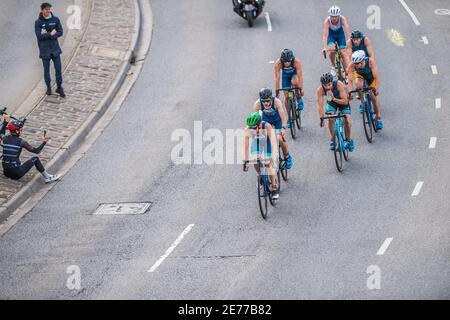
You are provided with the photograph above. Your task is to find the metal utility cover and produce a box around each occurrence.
[93,203,151,215]
[90,46,126,60]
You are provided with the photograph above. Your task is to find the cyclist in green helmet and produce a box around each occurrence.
[243,112,279,199]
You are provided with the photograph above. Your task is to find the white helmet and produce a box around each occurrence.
[352,50,366,64]
[328,6,341,17]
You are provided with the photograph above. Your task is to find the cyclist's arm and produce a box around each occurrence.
[341,16,351,41]
[22,139,46,154]
[317,87,325,118]
[274,60,281,93]
[242,128,250,162]
[347,64,355,91]
[370,58,380,93]
[335,82,349,105]
[275,98,287,129]
[365,37,375,60]
[322,19,329,49]
[346,38,352,51]
[253,100,261,113]
[295,59,304,91]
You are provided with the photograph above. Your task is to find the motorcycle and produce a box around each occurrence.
[232,0,265,28]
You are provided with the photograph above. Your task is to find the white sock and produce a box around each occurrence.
[42,171,51,179]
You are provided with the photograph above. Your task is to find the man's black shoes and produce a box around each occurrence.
[56,87,66,98]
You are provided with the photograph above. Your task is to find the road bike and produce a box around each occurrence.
[349,83,378,143]
[324,41,347,84]
[276,87,303,139]
[321,109,350,172]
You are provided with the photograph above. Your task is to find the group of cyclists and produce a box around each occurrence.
[243,5,383,200]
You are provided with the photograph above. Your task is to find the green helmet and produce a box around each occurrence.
[246,112,261,127]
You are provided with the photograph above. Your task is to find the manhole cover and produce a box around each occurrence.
[90,46,125,60]
[93,202,152,215]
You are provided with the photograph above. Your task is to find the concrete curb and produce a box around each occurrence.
[0,0,142,223]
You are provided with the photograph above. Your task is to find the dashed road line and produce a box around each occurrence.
[420,36,429,45]
[377,238,393,255]
[411,181,424,196]
[264,12,272,32]
[429,137,437,149]
[398,0,421,26]
[431,65,438,75]
[148,224,195,273]
[435,98,441,109]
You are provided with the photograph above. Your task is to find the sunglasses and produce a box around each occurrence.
[261,99,272,103]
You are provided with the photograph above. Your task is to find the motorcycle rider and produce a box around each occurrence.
[232,0,265,17]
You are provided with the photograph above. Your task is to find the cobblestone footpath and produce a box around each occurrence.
[0,0,137,208]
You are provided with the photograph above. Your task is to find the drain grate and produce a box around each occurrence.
[93,202,152,215]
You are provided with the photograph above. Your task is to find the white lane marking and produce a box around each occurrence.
[148,224,195,273]
[264,12,272,32]
[429,137,437,149]
[398,0,421,26]
[377,238,394,255]
[435,98,441,109]
[411,181,424,196]
[431,65,438,75]
[269,60,275,64]
[420,36,429,45]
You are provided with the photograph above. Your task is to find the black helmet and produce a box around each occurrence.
[320,72,334,85]
[259,87,272,100]
[280,49,294,63]
[351,30,363,39]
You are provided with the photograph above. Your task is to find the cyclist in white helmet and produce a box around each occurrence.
[322,6,351,79]
[347,50,383,130]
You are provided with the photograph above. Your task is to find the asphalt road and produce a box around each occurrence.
[0,0,73,110]
[0,0,449,299]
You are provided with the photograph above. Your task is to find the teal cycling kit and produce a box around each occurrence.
[260,97,282,130]
[324,80,351,114]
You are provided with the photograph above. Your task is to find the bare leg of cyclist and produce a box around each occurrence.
[279,135,289,158]
[284,94,290,124]
[355,78,364,104]
[344,116,352,140]
[371,94,381,120]
[328,118,335,139]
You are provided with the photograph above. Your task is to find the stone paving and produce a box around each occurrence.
[0,0,136,206]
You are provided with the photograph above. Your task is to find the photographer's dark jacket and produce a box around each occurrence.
[34,12,63,59]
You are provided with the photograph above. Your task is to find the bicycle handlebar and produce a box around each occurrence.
[276,87,303,95]
[321,114,346,120]
[323,41,340,59]
[348,88,376,95]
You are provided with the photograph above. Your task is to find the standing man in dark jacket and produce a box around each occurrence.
[34,2,65,97]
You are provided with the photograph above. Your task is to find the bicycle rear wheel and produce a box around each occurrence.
[289,98,297,139]
[295,100,302,129]
[257,174,268,219]
[362,101,373,143]
[367,97,378,133]
[333,131,344,172]
[279,144,288,181]
[342,118,350,161]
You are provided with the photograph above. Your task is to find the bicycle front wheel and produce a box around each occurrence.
[295,102,302,129]
[333,130,344,172]
[289,98,297,139]
[342,118,350,161]
[362,101,373,143]
[279,144,288,181]
[258,174,268,219]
